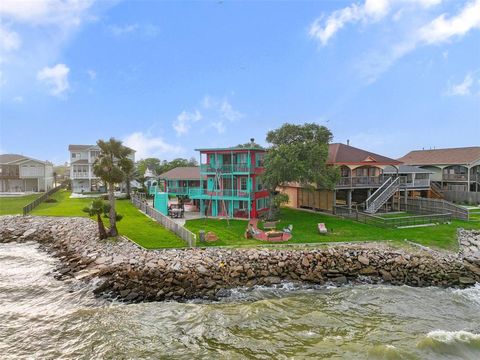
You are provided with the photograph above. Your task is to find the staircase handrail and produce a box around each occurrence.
[365,177,392,209]
[365,177,400,213]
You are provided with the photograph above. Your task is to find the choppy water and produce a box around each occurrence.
[1,242,480,360]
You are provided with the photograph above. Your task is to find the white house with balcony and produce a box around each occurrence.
[69,145,101,193]
[0,154,54,193]
[69,144,135,193]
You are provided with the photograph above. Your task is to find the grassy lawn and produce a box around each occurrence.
[30,190,185,249]
[0,194,41,215]
[186,207,480,251]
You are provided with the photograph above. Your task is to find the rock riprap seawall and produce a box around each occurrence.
[1,215,480,302]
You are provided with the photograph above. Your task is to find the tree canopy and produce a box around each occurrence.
[262,123,339,218]
[136,157,198,178]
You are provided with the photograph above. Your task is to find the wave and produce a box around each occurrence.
[453,283,480,306]
[417,330,480,359]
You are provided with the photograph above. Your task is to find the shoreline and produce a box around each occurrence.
[1,215,479,303]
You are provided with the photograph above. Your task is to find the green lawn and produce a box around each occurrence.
[30,190,185,249]
[186,207,480,251]
[0,194,41,215]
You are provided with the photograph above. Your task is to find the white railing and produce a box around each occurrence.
[131,195,196,247]
[365,177,400,214]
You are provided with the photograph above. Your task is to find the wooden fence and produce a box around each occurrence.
[131,195,196,248]
[23,182,67,215]
[397,197,469,221]
[333,205,452,228]
[442,190,480,205]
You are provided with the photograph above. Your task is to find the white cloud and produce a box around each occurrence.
[172,110,203,136]
[447,72,475,96]
[309,0,447,46]
[0,0,96,27]
[314,0,479,83]
[107,23,160,37]
[86,69,96,80]
[123,132,183,160]
[0,25,21,52]
[108,24,139,36]
[419,0,480,43]
[12,96,24,103]
[37,63,70,97]
[172,96,243,136]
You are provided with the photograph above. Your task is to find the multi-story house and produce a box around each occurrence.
[195,145,269,218]
[279,143,432,213]
[69,144,135,193]
[0,154,54,193]
[154,143,269,219]
[399,147,480,192]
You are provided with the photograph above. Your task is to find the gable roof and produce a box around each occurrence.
[327,143,401,165]
[159,167,200,180]
[0,154,27,164]
[68,145,97,151]
[398,147,480,166]
[0,154,50,165]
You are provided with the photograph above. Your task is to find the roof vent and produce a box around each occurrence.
[347,139,350,146]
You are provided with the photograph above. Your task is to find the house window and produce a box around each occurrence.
[238,201,247,210]
[340,167,349,177]
[256,153,265,167]
[256,197,269,210]
[240,177,247,191]
[256,178,264,191]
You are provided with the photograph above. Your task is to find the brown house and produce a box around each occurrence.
[279,143,431,213]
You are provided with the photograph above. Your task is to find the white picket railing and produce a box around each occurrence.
[131,195,196,247]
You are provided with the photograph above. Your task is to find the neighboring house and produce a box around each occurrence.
[155,144,269,219]
[69,144,135,193]
[399,147,480,192]
[159,166,200,196]
[279,143,432,213]
[0,154,54,193]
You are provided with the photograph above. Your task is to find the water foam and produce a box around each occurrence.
[453,283,480,306]
[424,330,480,344]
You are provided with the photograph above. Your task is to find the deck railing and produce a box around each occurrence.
[131,195,196,247]
[201,163,251,173]
[23,182,67,215]
[334,205,452,228]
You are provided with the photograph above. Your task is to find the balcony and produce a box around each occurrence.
[401,179,430,188]
[200,163,251,174]
[72,172,90,179]
[443,173,468,181]
[336,176,382,188]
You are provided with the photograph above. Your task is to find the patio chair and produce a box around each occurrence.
[318,223,328,235]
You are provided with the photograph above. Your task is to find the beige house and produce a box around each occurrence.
[399,147,480,192]
[0,154,54,193]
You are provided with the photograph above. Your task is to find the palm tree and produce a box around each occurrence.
[93,138,134,237]
[83,199,108,239]
[120,157,135,199]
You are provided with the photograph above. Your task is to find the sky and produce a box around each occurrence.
[0,0,479,165]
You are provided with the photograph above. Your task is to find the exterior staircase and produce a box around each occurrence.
[429,181,444,199]
[364,177,400,214]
